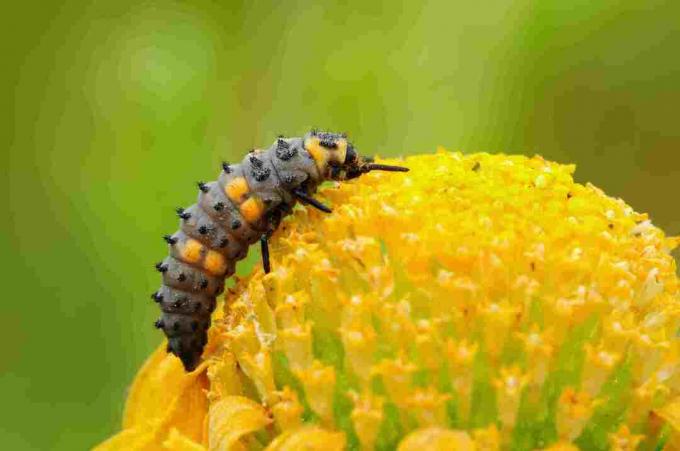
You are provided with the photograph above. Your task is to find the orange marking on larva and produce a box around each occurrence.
[181,239,203,264]
[204,250,227,276]
[225,177,249,203]
[240,196,265,223]
[334,138,348,164]
[304,137,329,172]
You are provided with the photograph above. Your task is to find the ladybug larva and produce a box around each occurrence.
[151,130,409,371]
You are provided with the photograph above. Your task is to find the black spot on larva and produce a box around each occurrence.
[275,139,297,160]
[319,139,338,149]
[249,155,263,168]
[155,262,168,273]
[219,238,229,248]
[151,292,163,302]
[163,234,177,245]
[178,273,186,282]
[166,343,172,353]
[213,202,224,211]
[176,207,191,220]
[198,225,209,235]
[231,219,241,230]
[252,166,271,182]
[472,162,481,172]
[154,319,164,329]
[199,279,208,289]
[608,223,614,229]
[567,192,573,199]
[197,181,209,193]
[222,161,232,173]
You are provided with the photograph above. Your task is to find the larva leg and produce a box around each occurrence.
[292,188,332,213]
[260,234,271,274]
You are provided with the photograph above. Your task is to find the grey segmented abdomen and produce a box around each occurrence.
[151,136,321,371]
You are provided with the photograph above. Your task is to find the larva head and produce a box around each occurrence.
[303,130,408,181]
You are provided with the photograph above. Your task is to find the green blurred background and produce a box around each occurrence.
[3,1,679,449]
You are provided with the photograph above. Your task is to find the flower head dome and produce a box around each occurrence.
[98,150,680,450]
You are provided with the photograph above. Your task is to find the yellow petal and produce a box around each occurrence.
[208,396,272,451]
[264,426,346,451]
[397,427,474,451]
[93,426,159,451]
[163,428,207,451]
[123,342,209,445]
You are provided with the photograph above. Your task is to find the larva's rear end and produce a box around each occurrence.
[151,162,264,371]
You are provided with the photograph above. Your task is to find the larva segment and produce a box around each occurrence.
[238,154,280,227]
[159,256,225,296]
[157,311,208,337]
[216,171,264,245]
[183,206,253,261]
[196,183,255,256]
[169,231,242,277]
[157,286,216,317]
[170,225,235,279]
[269,137,321,188]
[243,152,285,202]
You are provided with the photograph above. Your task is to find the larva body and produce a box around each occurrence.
[151,131,408,371]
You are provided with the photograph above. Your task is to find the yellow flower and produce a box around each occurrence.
[98,150,680,450]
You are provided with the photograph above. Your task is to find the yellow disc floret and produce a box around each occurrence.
[98,150,680,450]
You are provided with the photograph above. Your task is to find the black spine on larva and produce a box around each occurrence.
[152,133,329,371]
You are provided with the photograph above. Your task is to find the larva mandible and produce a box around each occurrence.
[151,130,408,371]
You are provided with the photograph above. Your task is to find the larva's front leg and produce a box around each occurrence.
[292,188,332,213]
